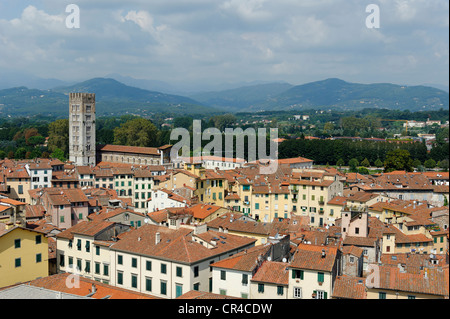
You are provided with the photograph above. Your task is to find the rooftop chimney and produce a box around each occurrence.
[321,249,326,258]
[155,232,161,245]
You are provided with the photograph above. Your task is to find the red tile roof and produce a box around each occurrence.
[28,273,160,299]
[290,244,339,272]
[251,261,289,285]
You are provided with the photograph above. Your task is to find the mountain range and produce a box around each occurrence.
[0,77,448,118]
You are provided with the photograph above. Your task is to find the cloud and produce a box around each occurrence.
[0,0,447,88]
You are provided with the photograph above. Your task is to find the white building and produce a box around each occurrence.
[25,161,52,189]
[147,188,191,213]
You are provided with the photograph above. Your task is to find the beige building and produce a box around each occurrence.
[56,220,132,285]
[366,265,448,299]
[249,261,289,299]
[69,93,96,166]
[287,244,341,299]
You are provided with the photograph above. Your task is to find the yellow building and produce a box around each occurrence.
[195,170,227,207]
[0,224,49,288]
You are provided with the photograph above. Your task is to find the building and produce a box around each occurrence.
[365,264,449,299]
[69,93,96,166]
[287,244,341,299]
[0,224,49,288]
[56,220,132,285]
[109,224,256,298]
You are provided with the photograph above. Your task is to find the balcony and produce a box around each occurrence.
[292,198,298,203]
[318,200,325,206]
[319,209,324,215]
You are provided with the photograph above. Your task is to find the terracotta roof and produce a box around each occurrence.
[28,273,160,299]
[56,220,115,240]
[0,198,27,206]
[110,224,256,264]
[372,265,449,297]
[277,157,314,165]
[211,244,271,271]
[188,203,223,220]
[97,144,160,156]
[207,212,273,235]
[290,244,339,272]
[250,261,289,285]
[25,205,46,219]
[332,276,367,299]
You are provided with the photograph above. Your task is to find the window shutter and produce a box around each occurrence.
[300,270,304,280]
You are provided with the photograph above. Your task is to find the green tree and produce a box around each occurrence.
[412,159,422,168]
[14,147,27,159]
[336,158,345,168]
[361,158,370,167]
[47,119,69,156]
[113,118,159,147]
[374,158,383,168]
[348,158,359,172]
[50,148,66,162]
[424,158,437,169]
[384,149,413,173]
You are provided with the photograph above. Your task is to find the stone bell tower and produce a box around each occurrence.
[69,93,96,166]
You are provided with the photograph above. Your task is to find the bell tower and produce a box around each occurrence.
[69,93,96,166]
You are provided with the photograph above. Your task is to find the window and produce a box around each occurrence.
[293,287,302,298]
[77,239,82,251]
[355,227,360,235]
[176,266,183,277]
[258,283,264,293]
[220,270,226,280]
[161,263,167,274]
[242,274,248,286]
[35,235,42,244]
[103,264,109,276]
[95,262,100,274]
[132,258,137,268]
[117,255,123,265]
[255,203,260,209]
[59,255,65,267]
[161,281,167,295]
[408,295,415,299]
[146,277,152,292]
[315,290,327,299]
[36,253,42,263]
[379,292,386,299]
[15,258,21,268]
[14,239,21,249]
[219,289,227,295]
[85,240,90,253]
[85,260,91,273]
[131,274,138,289]
[146,260,152,271]
[317,272,324,283]
[117,272,123,285]
[277,286,284,296]
[96,246,100,256]
[18,185,23,194]
[292,269,304,280]
[194,266,199,278]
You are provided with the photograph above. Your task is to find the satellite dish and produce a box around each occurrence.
[267,256,272,261]
[144,218,149,224]
[282,258,287,263]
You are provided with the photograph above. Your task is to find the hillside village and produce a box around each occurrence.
[0,93,448,300]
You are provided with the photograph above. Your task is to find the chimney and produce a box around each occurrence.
[155,232,161,245]
[321,249,326,258]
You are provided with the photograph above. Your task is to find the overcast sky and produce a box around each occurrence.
[0,0,448,91]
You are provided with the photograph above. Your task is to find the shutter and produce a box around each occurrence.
[300,270,304,280]
[324,291,328,299]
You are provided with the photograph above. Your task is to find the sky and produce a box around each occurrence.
[0,0,448,91]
